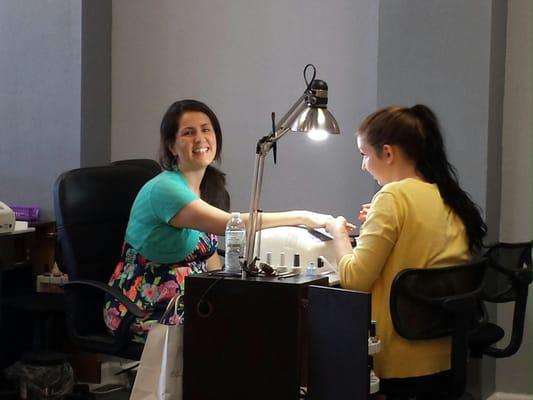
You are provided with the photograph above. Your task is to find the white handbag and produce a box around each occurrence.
[130,295,183,400]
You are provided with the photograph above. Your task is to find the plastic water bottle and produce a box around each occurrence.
[225,212,246,273]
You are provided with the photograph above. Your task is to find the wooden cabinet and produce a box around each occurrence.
[183,274,328,400]
[28,221,57,277]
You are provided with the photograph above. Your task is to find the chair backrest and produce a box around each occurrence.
[390,259,486,399]
[53,161,160,336]
[54,161,159,281]
[483,241,532,301]
[481,241,532,357]
[110,158,162,172]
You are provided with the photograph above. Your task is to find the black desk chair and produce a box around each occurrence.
[110,158,162,171]
[388,259,486,400]
[53,160,161,360]
[469,241,532,359]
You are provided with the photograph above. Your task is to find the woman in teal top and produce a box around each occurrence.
[104,99,332,342]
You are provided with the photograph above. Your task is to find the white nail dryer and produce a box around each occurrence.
[256,226,337,271]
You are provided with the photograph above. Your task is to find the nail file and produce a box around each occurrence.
[307,228,333,241]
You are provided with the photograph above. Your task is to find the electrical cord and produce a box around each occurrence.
[303,63,316,91]
[196,276,225,317]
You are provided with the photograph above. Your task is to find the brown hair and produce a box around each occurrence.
[158,99,229,211]
[358,104,486,251]
[159,99,222,169]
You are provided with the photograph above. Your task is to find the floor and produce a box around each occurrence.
[91,386,130,400]
[0,357,135,400]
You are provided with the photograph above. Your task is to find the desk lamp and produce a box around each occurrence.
[243,64,340,274]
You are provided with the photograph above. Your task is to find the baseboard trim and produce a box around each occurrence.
[487,393,533,400]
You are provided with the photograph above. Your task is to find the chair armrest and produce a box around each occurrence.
[484,285,530,358]
[402,290,480,315]
[442,293,479,314]
[63,280,144,318]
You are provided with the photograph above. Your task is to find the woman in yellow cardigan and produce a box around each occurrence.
[326,105,487,400]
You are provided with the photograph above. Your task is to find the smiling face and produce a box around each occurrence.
[357,134,390,186]
[169,111,217,172]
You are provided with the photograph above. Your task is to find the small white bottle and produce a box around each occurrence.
[279,252,286,267]
[225,212,246,273]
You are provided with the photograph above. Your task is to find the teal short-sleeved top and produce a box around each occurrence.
[125,170,200,263]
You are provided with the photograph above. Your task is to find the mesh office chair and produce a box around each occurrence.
[53,160,161,360]
[469,241,532,358]
[388,259,486,400]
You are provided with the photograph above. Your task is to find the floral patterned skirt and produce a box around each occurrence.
[103,233,217,343]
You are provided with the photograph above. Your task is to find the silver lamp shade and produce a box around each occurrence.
[282,78,340,140]
[289,106,340,140]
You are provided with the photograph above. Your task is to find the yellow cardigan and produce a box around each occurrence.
[338,178,470,379]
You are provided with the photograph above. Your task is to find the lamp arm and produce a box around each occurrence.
[256,126,292,156]
[244,126,291,271]
[253,90,308,159]
[244,150,266,270]
[274,91,308,132]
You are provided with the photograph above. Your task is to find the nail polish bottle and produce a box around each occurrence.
[293,253,301,274]
[306,261,317,276]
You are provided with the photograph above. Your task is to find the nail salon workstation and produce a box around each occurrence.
[184,227,369,400]
[183,68,373,400]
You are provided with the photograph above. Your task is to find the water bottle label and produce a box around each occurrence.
[226,230,245,245]
[225,230,245,272]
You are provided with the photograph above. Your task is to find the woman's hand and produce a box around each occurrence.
[325,216,354,238]
[357,203,371,223]
[296,210,335,229]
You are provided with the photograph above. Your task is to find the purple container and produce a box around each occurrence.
[10,205,40,222]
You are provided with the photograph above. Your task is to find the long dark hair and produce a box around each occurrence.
[159,99,230,211]
[358,104,486,251]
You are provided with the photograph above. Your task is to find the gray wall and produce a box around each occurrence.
[5,0,525,395]
[0,0,111,221]
[377,0,502,226]
[498,0,532,395]
[111,0,379,220]
[113,1,532,396]
[377,1,507,398]
[0,1,82,221]
[81,0,111,167]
